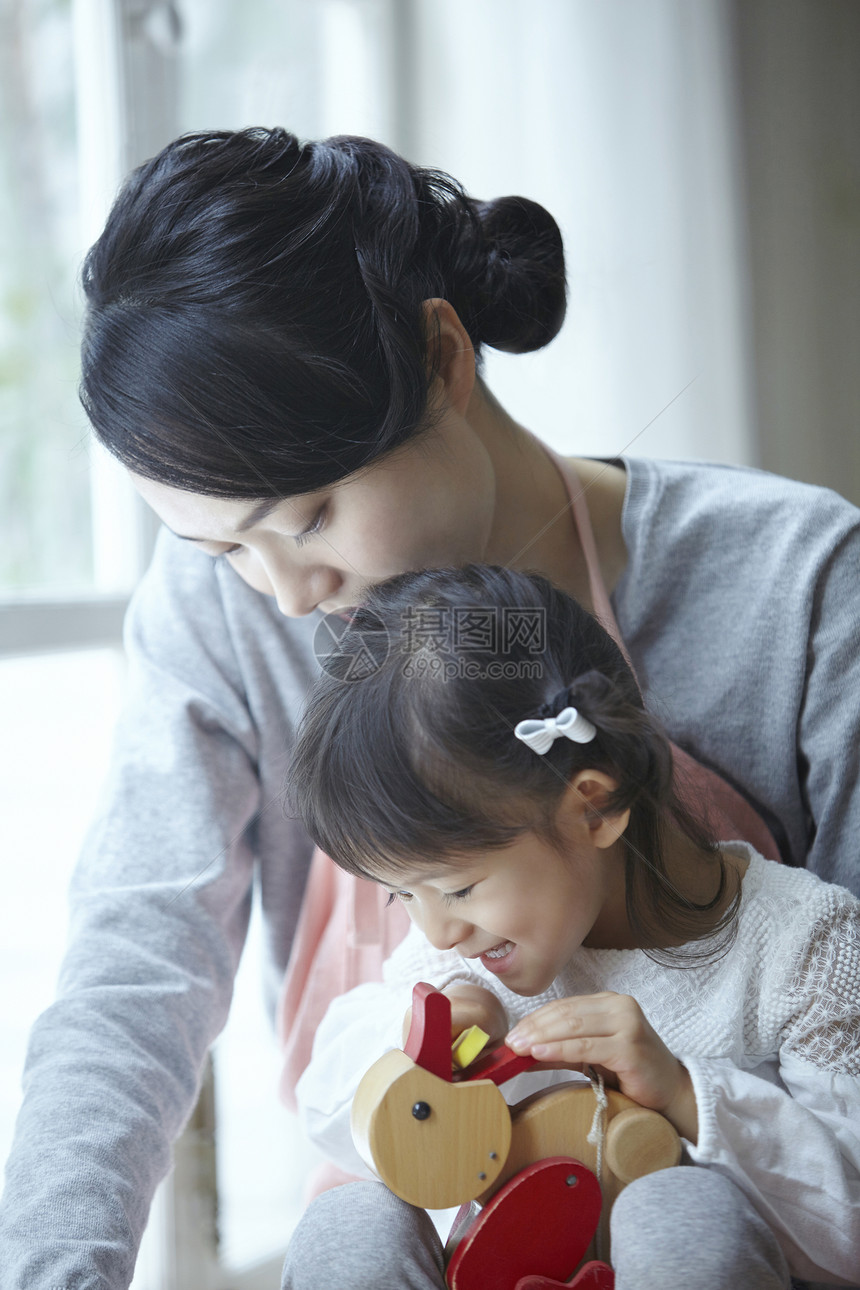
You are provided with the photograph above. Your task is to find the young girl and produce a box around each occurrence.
[285,564,860,1290]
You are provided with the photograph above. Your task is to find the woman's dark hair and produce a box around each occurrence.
[79,128,567,498]
[289,565,739,964]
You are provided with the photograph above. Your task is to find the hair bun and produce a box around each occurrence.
[472,195,567,354]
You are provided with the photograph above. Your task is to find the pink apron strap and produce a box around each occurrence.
[550,450,631,662]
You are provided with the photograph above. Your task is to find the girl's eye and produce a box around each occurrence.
[217,544,242,559]
[385,891,412,906]
[293,506,326,548]
[444,886,474,902]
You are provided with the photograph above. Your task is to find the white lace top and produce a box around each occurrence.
[297,847,860,1284]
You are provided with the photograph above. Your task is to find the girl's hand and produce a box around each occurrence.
[401,984,509,1047]
[506,992,698,1143]
[445,984,509,1044]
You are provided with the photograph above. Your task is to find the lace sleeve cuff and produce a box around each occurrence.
[782,896,860,1074]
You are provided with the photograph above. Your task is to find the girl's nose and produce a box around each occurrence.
[418,904,472,953]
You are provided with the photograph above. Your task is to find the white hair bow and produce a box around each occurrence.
[514,706,597,755]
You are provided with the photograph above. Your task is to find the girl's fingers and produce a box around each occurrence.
[506,993,689,1116]
[529,1036,616,1065]
[507,992,628,1050]
[526,1032,626,1062]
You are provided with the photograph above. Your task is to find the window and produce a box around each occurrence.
[0,0,92,594]
[1,2,404,1285]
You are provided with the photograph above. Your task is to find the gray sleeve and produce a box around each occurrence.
[0,538,267,1289]
[616,459,860,892]
[797,523,860,893]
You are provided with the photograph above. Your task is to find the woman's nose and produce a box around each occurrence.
[272,578,322,618]
[264,555,343,618]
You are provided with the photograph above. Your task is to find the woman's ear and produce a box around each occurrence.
[563,769,631,849]
[421,298,476,416]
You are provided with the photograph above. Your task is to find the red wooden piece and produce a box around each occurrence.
[403,982,454,1081]
[515,1263,614,1290]
[445,1158,603,1290]
[455,1043,539,1086]
[405,982,541,1086]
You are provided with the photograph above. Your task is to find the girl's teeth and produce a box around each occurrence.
[485,941,514,959]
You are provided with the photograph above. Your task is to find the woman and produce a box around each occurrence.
[0,127,857,1289]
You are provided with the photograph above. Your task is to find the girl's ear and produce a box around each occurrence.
[564,769,631,849]
[421,298,476,416]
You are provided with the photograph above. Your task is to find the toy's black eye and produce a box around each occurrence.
[411,1101,431,1121]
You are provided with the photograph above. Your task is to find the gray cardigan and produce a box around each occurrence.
[2,456,858,1288]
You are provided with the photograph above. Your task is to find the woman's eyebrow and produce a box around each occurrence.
[170,496,284,542]
[236,496,283,532]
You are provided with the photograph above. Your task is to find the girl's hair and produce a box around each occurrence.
[79,128,566,498]
[289,565,739,964]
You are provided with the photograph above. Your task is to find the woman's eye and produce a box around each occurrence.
[211,503,326,557]
[293,506,326,548]
[445,886,474,902]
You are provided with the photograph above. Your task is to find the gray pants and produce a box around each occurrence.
[281,1166,792,1289]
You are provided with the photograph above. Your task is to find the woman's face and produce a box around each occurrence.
[130,413,497,618]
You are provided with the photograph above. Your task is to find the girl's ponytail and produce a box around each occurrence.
[560,670,735,962]
[565,669,674,815]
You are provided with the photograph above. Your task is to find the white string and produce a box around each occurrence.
[585,1065,608,1264]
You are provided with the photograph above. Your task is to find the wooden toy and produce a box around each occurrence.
[351,983,682,1290]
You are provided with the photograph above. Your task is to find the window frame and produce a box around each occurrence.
[2,3,223,1284]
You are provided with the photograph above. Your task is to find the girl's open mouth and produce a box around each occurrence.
[479,941,516,974]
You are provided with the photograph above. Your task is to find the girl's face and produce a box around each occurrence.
[377,827,629,997]
[129,414,497,618]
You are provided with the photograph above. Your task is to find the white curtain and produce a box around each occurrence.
[407,0,752,465]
